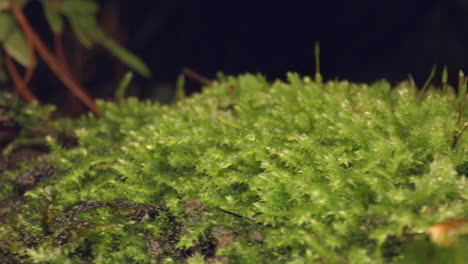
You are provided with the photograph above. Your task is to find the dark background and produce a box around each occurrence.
[127,0,467,82]
[20,0,468,108]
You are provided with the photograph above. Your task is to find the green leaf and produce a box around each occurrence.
[3,27,34,68]
[0,0,28,9]
[66,14,95,47]
[89,27,151,78]
[65,14,151,77]
[40,0,64,34]
[0,12,15,42]
[60,0,99,16]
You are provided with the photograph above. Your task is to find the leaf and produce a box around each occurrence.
[64,14,151,77]
[89,27,151,78]
[60,0,99,16]
[66,14,95,47]
[40,0,64,34]
[0,12,15,42]
[0,0,28,10]
[3,27,35,68]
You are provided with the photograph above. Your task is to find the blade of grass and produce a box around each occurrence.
[442,65,448,93]
[314,42,322,84]
[115,71,133,102]
[419,64,437,100]
[174,73,186,102]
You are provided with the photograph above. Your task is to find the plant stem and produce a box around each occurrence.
[3,52,37,102]
[182,67,212,86]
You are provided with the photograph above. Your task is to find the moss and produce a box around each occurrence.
[0,73,467,263]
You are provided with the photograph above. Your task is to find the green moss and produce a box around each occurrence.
[1,73,467,263]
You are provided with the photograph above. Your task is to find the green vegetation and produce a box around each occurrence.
[0,0,149,113]
[0,0,150,77]
[0,73,467,263]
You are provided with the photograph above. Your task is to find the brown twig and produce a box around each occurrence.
[20,3,36,85]
[182,67,212,86]
[53,34,67,67]
[54,33,86,114]
[51,0,68,69]
[451,122,468,149]
[8,0,100,115]
[4,52,37,102]
[217,207,260,224]
[52,0,61,10]
[0,115,10,123]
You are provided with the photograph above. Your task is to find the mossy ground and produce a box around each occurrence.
[0,73,467,263]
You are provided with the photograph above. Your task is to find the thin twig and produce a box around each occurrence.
[8,0,100,115]
[51,0,68,69]
[0,115,10,123]
[182,67,212,86]
[4,52,37,102]
[52,0,61,10]
[217,207,259,224]
[21,21,36,84]
[452,123,468,149]
[54,34,68,68]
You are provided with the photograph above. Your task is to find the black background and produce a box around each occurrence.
[19,0,468,106]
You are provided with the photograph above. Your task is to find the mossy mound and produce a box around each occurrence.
[1,74,467,263]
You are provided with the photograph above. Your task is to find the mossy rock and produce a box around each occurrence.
[0,73,467,263]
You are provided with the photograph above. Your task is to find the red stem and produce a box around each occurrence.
[4,51,37,102]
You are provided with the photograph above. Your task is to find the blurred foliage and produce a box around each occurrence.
[0,0,150,80]
[0,90,54,131]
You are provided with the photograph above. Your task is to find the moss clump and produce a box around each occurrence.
[1,73,467,263]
